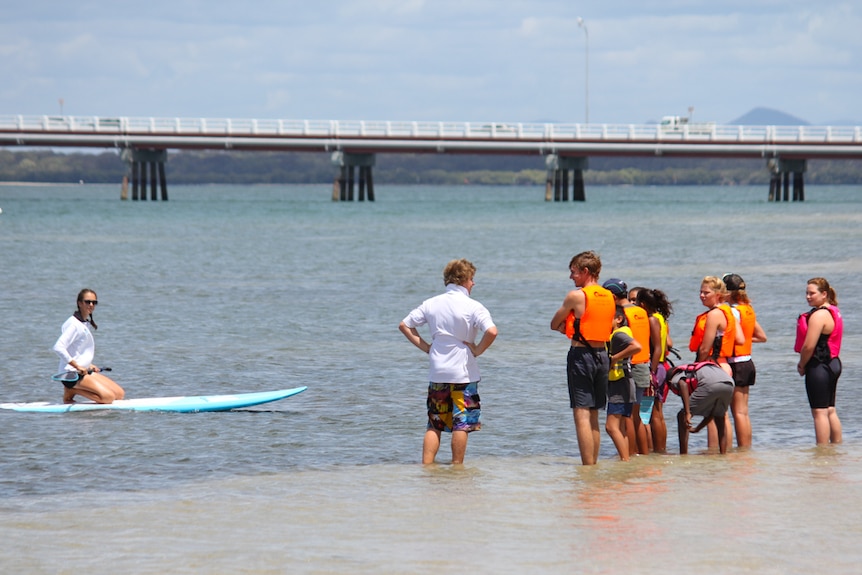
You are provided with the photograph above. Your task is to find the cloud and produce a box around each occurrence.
[0,1,860,124]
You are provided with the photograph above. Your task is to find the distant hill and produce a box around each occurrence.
[729,107,809,126]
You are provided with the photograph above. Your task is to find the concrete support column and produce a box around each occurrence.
[150,162,158,200]
[158,162,168,201]
[131,160,141,201]
[793,172,805,201]
[339,166,348,201]
[573,168,586,201]
[347,166,355,201]
[122,149,169,201]
[140,161,148,201]
[546,155,589,202]
[553,169,562,201]
[767,158,806,202]
[366,166,375,201]
[331,152,376,202]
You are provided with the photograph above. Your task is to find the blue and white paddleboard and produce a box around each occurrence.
[0,386,307,413]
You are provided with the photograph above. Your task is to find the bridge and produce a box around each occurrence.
[3,114,862,202]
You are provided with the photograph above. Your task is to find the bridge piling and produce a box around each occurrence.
[365,166,375,201]
[331,152,376,202]
[573,169,586,201]
[546,155,589,202]
[121,149,168,201]
[131,161,140,200]
[768,158,806,202]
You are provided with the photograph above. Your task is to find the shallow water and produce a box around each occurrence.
[1,183,860,573]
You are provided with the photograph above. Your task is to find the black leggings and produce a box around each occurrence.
[805,357,842,409]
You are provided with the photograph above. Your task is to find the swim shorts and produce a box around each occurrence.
[730,359,757,387]
[805,357,842,409]
[607,402,633,417]
[427,382,481,433]
[631,362,651,389]
[566,346,609,410]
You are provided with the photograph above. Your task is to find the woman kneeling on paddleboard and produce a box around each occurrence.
[53,289,124,404]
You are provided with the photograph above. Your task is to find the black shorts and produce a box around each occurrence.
[805,357,842,409]
[566,346,609,410]
[730,359,756,387]
[56,372,82,389]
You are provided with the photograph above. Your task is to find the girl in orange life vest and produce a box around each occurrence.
[634,287,674,454]
[722,273,767,449]
[796,277,843,444]
[689,276,743,452]
[689,277,743,375]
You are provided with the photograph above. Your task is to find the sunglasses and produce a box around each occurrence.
[82,299,98,306]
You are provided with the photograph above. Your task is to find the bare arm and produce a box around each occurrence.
[551,289,584,334]
[697,309,723,361]
[752,320,767,343]
[648,316,662,373]
[734,317,745,346]
[465,326,498,357]
[610,337,641,364]
[399,321,430,354]
[678,377,692,430]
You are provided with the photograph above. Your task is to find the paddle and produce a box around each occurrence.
[52,367,112,383]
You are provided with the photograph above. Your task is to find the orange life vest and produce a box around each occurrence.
[731,303,756,357]
[623,304,651,364]
[689,304,736,360]
[565,284,615,343]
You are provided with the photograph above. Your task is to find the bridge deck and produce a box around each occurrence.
[3,115,862,159]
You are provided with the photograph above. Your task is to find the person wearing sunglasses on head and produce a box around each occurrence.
[53,289,124,404]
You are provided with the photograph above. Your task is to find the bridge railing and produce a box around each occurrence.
[1,114,861,144]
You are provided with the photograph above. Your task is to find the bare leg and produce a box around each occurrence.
[90,372,125,400]
[731,386,752,447]
[605,413,629,461]
[450,430,468,464]
[812,408,842,445]
[574,407,600,465]
[631,407,649,454]
[625,415,637,454]
[423,429,442,464]
[650,401,667,453]
[706,414,733,451]
[677,410,689,455]
[827,407,842,443]
[69,374,120,404]
[715,413,729,454]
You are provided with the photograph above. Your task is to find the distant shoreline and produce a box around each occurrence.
[0,181,83,186]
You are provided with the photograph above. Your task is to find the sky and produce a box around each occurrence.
[1,1,860,126]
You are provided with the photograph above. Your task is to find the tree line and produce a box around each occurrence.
[1,148,861,186]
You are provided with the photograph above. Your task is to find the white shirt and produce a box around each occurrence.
[402,284,496,383]
[53,315,95,373]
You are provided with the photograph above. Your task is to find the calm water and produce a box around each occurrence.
[1,182,861,573]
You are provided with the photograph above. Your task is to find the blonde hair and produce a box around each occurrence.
[701,276,727,298]
[443,259,476,287]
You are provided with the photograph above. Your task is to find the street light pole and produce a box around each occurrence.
[577,17,589,124]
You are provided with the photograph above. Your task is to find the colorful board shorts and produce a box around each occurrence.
[427,382,481,433]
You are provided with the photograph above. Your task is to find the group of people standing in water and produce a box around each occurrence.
[550,250,844,464]
[398,252,844,464]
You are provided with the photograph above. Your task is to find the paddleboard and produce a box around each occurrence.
[0,386,307,413]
